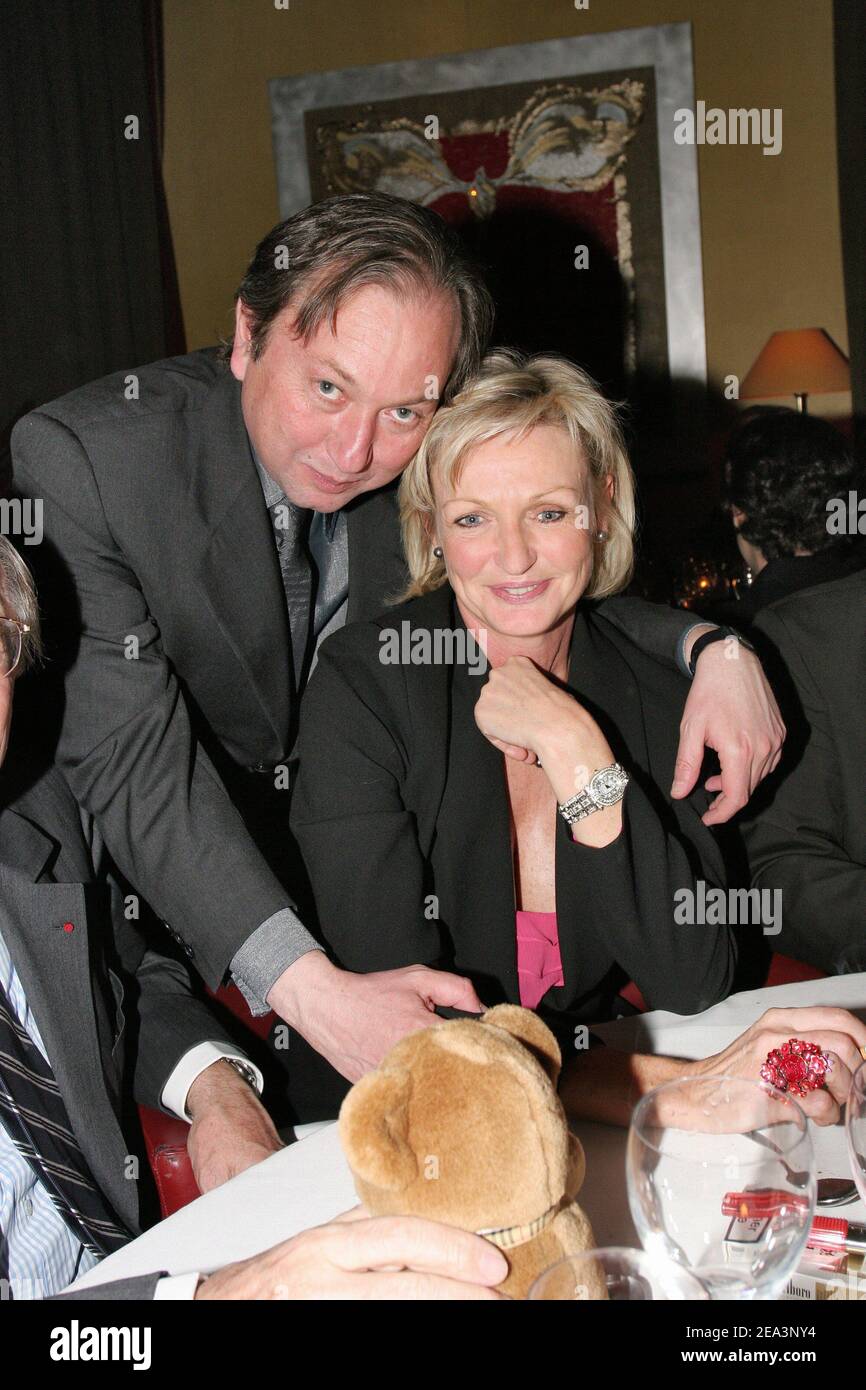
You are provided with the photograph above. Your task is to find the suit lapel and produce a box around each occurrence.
[192,371,292,748]
[346,484,409,622]
[0,804,139,1231]
[415,590,521,1001]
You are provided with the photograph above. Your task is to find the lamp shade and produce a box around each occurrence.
[740,329,851,400]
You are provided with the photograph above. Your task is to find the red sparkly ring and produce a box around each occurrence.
[761,1038,834,1096]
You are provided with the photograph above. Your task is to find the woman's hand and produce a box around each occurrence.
[473,655,577,759]
[474,656,622,846]
[686,1006,866,1126]
[475,656,613,775]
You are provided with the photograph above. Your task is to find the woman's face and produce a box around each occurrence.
[433,424,604,642]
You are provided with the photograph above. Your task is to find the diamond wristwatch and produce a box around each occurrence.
[558,763,630,828]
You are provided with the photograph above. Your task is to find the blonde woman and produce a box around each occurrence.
[291,352,865,1124]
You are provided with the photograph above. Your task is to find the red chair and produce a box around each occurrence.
[765,953,827,988]
[138,1105,201,1217]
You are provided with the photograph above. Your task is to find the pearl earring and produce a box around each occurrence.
[433,546,443,559]
[594,529,609,543]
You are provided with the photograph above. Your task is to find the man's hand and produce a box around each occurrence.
[267,952,484,1084]
[195,1213,507,1300]
[672,630,785,825]
[186,1060,283,1194]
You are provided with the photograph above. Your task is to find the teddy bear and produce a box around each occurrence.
[338,1003,600,1299]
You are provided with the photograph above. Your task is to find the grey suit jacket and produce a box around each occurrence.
[11,350,408,987]
[0,747,241,1280]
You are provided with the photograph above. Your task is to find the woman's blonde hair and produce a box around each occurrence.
[397,349,636,601]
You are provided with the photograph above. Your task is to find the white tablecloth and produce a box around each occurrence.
[70,973,866,1290]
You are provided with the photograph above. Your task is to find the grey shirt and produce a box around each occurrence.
[229,450,349,1014]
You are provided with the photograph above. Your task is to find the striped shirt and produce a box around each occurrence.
[0,926,99,1299]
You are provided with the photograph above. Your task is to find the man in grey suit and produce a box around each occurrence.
[12,193,785,1114]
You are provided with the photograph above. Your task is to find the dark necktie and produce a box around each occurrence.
[0,977,130,1280]
[270,500,313,693]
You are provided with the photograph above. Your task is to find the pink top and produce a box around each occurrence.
[515,910,564,1010]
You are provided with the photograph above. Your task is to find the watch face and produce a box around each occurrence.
[591,765,628,806]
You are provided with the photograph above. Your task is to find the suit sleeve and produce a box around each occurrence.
[50,1273,165,1301]
[12,410,302,989]
[594,595,703,676]
[129,945,252,1113]
[567,776,736,1016]
[742,607,866,973]
[291,635,442,971]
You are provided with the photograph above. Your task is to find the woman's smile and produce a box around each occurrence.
[487,579,553,604]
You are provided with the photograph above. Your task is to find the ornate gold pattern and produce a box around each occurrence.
[313,80,644,371]
[315,81,645,216]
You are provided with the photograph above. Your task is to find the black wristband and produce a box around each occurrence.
[688,625,755,677]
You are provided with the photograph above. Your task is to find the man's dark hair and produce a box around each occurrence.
[225,192,495,403]
[723,407,861,559]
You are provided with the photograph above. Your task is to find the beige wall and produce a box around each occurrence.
[162,0,850,415]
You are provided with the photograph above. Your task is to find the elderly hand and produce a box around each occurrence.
[687,1006,866,1126]
[186,1059,283,1194]
[673,634,785,825]
[195,1212,507,1300]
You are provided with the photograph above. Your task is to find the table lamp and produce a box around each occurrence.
[740,328,851,413]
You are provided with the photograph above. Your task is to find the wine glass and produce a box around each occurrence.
[528,1247,707,1301]
[846,1059,866,1204]
[627,1075,816,1300]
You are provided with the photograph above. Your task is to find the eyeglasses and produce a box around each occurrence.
[0,618,30,678]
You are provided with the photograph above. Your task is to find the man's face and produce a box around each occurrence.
[230,282,462,511]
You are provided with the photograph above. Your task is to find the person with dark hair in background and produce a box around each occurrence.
[13,191,785,1121]
[716,407,865,631]
[740,567,866,976]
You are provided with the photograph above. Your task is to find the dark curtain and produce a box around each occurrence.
[0,0,184,486]
[834,0,866,452]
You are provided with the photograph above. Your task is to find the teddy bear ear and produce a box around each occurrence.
[481,1004,562,1083]
[339,1069,418,1192]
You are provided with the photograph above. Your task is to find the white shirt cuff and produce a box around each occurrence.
[160,1041,264,1121]
[153,1272,203,1300]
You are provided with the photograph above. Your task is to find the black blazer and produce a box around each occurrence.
[0,748,239,1237]
[11,351,407,985]
[293,587,736,1046]
[741,568,866,973]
